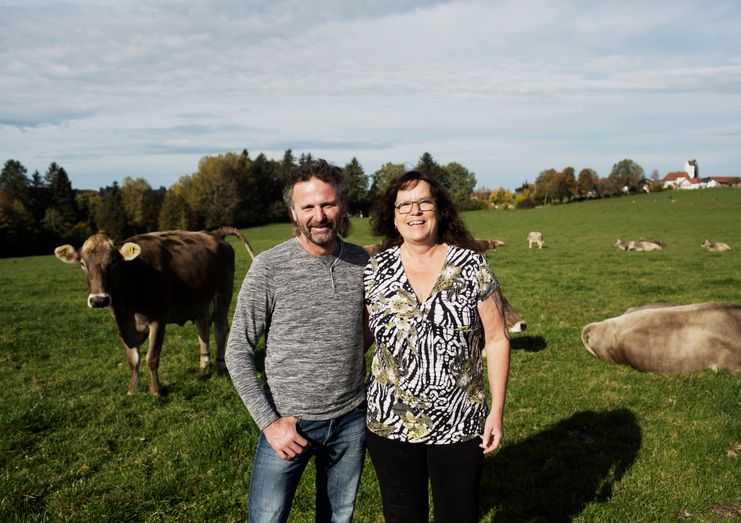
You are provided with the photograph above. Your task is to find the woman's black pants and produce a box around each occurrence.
[366,429,483,523]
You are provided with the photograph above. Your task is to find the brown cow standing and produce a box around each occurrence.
[581,302,741,375]
[55,227,254,395]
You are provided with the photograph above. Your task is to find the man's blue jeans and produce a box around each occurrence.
[247,402,366,523]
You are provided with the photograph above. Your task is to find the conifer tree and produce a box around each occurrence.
[96,182,130,240]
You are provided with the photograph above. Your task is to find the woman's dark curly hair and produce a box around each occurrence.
[370,171,479,252]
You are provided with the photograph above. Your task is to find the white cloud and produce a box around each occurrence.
[1,0,740,190]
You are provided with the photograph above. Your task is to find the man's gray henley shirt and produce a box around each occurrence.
[225,237,369,430]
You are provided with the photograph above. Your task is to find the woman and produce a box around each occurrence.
[364,171,510,523]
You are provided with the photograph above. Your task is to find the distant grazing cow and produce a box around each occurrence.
[581,302,741,375]
[527,232,544,249]
[55,227,255,395]
[702,240,731,252]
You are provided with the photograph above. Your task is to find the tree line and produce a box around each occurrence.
[477,158,658,209]
[0,149,655,258]
[0,150,478,258]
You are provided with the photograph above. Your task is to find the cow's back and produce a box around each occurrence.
[123,231,235,322]
[583,302,741,374]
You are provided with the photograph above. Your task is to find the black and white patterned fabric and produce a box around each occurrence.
[364,244,499,444]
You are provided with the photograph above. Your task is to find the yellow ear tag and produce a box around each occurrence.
[120,242,141,261]
[54,245,78,263]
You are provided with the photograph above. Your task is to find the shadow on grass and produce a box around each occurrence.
[510,335,547,352]
[481,408,641,522]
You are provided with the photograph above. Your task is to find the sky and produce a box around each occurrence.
[2,0,740,191]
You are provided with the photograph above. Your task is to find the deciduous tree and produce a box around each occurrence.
[191,154,240,229]
[120,177,162,233]
[577,168,598,198]
[159,190,192,230]
[490,187,513,206]
[0,192,35,256]
[533,167,576,204]
[444,162,477,208]
[608,159,645,193]
[369,162,405,204]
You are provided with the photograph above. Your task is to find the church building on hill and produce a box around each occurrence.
[662,159,740,189]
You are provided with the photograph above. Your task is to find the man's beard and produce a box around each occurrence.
[297,218,337,247]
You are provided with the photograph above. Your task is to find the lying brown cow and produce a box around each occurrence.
[637,239,665,251]
[702,240,731,252]
[55,227,254,395]
[581,302,741,374]
[614,239,630,251]
[473,238,506,251]
[615,239,665,251]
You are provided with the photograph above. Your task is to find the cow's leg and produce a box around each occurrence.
[213,314,229,375]
[124,343,141,395]
[195,319,212,371]
[145,321,166,396]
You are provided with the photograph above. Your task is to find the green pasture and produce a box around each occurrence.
[1,188,739,521]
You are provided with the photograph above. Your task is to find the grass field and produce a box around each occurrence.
[1,188,739,522]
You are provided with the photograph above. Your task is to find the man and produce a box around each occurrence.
[225,159,369,523]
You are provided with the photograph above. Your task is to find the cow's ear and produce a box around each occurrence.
[120,242,141,261]
[54,245,78,264]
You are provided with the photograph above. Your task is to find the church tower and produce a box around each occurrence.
[684,159,698,179]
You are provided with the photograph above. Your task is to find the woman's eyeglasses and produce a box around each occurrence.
[394,199,435,214]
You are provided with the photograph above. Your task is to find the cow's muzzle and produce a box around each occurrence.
[509,321,527,334]
[88,293,111,308]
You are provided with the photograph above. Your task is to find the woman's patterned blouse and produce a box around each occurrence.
[364,244,500,444]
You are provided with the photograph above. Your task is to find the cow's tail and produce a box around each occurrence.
[214,226,255,260]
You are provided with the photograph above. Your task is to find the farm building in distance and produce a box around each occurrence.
[663,159,740,190]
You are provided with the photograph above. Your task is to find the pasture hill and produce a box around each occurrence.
[0,188,739,521]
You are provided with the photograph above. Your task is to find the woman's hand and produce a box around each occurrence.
[480,411,503,454]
